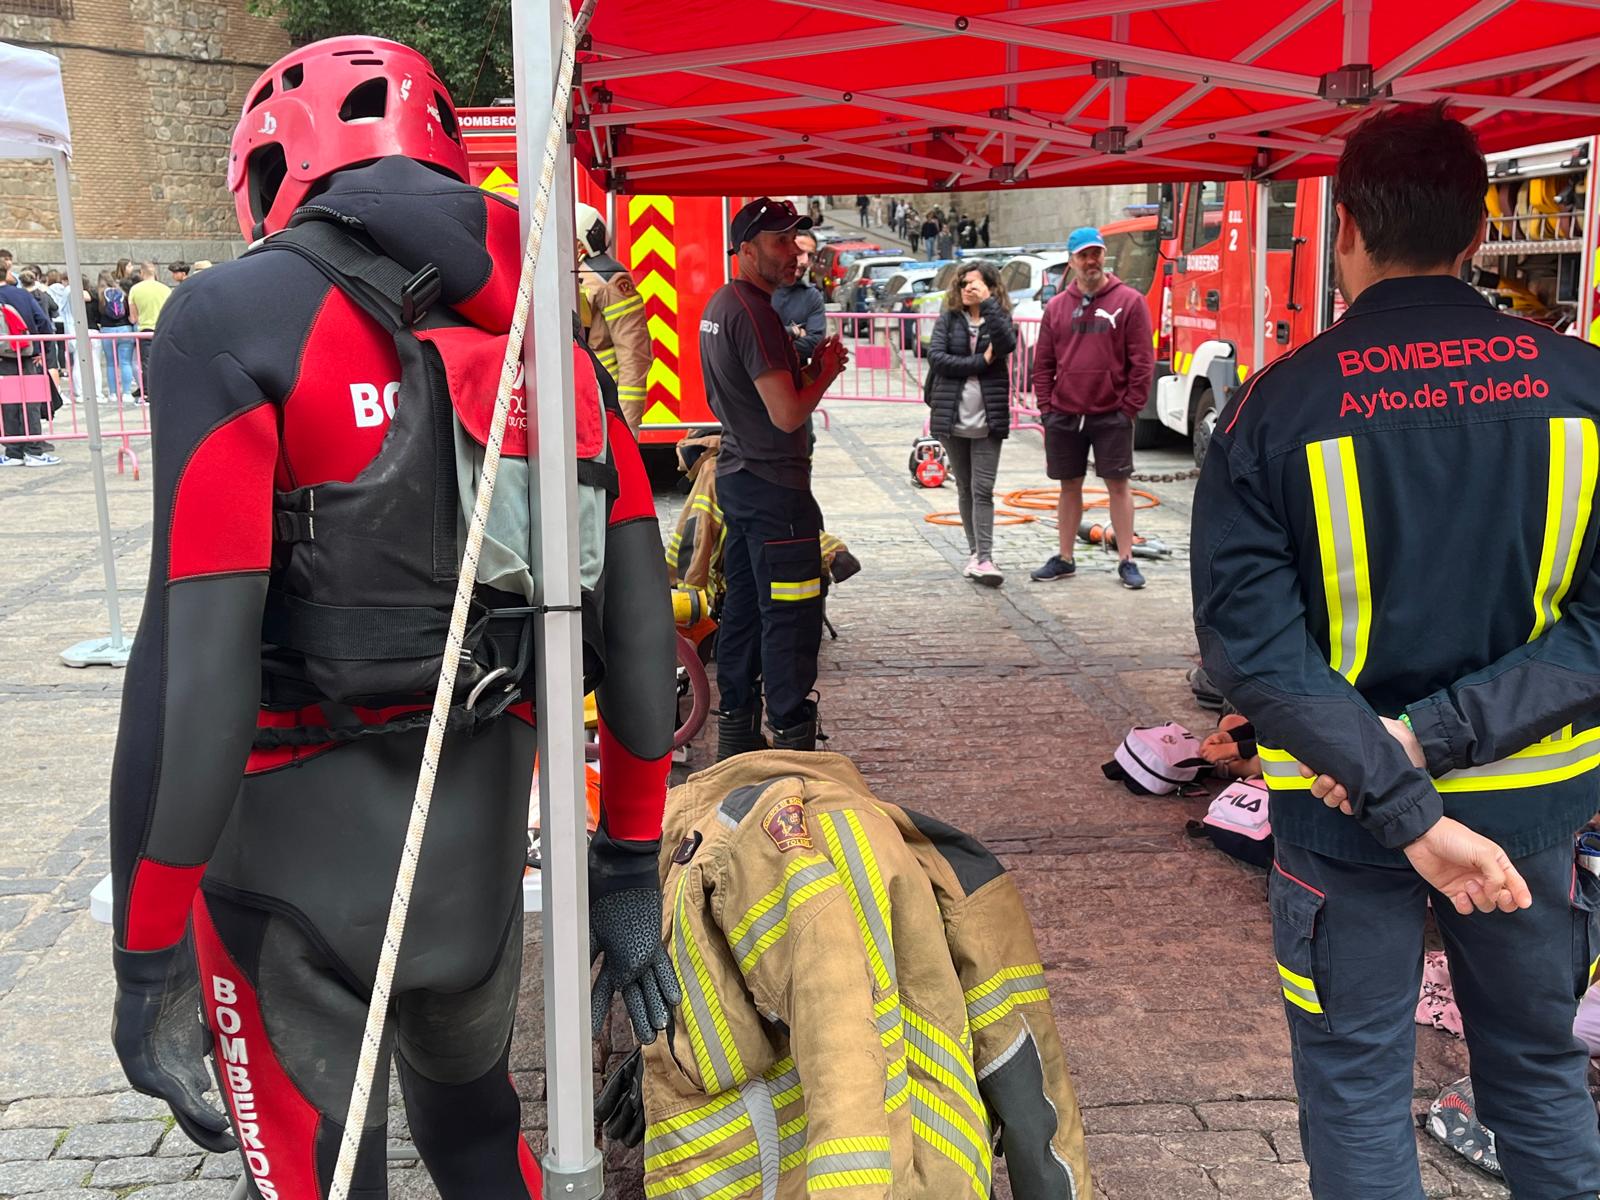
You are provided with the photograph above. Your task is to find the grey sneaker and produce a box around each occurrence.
[23,453,61,467]
[1031,554,1076,582]
[1118,559,1146,590]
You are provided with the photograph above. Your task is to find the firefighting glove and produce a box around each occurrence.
[112,936,237,1153]
[595,1048,646,1147]
[589,830,681,1044]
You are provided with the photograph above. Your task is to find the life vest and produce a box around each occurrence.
[250,214,619,734]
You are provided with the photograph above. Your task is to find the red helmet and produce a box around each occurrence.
[227,37,470,240]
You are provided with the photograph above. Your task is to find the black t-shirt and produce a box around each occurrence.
[699,279,806,488]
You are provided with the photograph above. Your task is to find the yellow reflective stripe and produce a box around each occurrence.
[646,1087,745,1139]
[817,811,896,991]
[1261,726,1600,793]
[605,294,646,319]
[671,872,745,1091]
[770,577,822,601]
[963,963,1050,1031]
[1306,436,1372,684]
[643,1138,761,1200]
[1282,987,1325,1016]
[727,857,839,973]
[1531,418,1599,640]
[901,1007,985,1123]
[1277,962,1315,991]
[1589,955,1598,987]
[644,1102,753,1171]
[909,1081,991,1199]
[597,349,620,369]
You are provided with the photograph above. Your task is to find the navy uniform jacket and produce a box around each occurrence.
[1193,275,1600,865]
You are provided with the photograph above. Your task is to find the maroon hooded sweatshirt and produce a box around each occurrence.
[1031,272,1155,417]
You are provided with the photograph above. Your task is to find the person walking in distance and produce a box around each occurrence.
[920,213,939,261]
[1193,103,1600,1199]
[700,198,849,757]
[95,272,137,405]
[127,261,171,401]
[926,260,1016,587]
[1030,226,1154,589]
[857,193,871,227]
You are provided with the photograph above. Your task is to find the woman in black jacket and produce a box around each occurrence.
[927,259,1016,585]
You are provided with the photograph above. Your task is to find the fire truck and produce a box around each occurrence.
[459,107,721,453]
[1154,138,1600,466]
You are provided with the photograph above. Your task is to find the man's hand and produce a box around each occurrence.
[788,323,806,340]
[814,335,849,383]
[1300,715,1426,816]
[112,939,237,1152]
[1403,817,1533,915]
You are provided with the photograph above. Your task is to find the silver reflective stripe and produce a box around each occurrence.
[976,1027,1029,1082]
[672,879,739,1091]
[807,1148,893,1182]
[820,813,898,987]
[1448,737,1600,780]
[646,1097,749,1161]
[966,969,1047,1024]
[910,1092,991,1190]
[1280,974,1319,1009]
[730,859,834,965]
[1307,437,1369,684]
[740,1077,781,1200]
[670,1151,762,1200]
[1534,417,1593,636]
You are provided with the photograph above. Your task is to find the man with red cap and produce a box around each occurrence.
[107,37,678,1198]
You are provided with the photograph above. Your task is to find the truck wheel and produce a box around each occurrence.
[1190,386,1217,468]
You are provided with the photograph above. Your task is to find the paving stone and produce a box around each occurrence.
[1195,1100,1301,1133]
[8,1190,117,1200]
[1093,1163,1218,1199]
[0,952,28,994]
[0,1094,167,1131]
[6,912,77,953]
[88,1155,200,1186]
[1083,1104,1201,1134]
[1268,1130,1304,1164]
[0,898,33,934]
[197,1154,241,1179]
[0,880,55,898]
[1157,1130,1276,1167]
[1209,1162,1312,1198]
[0,1128,63,1163]
[0,1160,94,1193]
[56,1121,167,1160]
[112,1184,234,1199]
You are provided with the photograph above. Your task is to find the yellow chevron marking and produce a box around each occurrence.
[647,314,681,357]
[648,359,682,400]
[628,194,676,223]
[479,166,519,199]
[630,226,678,271]
[637,270,679,311]
[643,400,678,425]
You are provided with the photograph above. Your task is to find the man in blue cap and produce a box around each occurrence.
[1030,225,1154,588]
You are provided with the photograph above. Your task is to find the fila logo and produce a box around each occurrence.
[351,382,401,428]
[258,112,276,136]
[1094,306,1123,330]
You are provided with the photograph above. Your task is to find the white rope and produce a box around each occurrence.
[325,2,596,1194]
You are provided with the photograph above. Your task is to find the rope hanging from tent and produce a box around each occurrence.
[325,0,596,1194]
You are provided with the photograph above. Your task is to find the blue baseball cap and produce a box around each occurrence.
[1068,226,1106,254]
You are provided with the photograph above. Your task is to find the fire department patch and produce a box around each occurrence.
[763,800,813,853]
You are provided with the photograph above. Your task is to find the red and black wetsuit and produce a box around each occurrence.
[109,157,675,1199]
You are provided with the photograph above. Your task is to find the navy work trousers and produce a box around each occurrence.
[715,468,825,730]
[1270,836,1600,1199]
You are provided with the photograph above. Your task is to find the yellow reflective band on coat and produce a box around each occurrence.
[1589,954,1598,988]
[1530,417,1599,640]
[908,1081,992,1199]
[963,964,1050,1032]
[597,347,620,371]
[1306,436,1372,685]
[1277,962,1323,1015]
[605,293,647,320]
[769,577,821,602]
[671,873,746,1092]
[901,1007,985,1123]
[1259,725,1600,793]
[643,1137,762,1200]
[806,1136,894,1191]
[877,990,910,1112]
[644,1089,753,1172]
[817,811,897,991]
[727,855,839,973]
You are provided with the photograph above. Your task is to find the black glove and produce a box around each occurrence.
[595,1048,645,1147]
[589,831,681,1043]
[112,936,237,1152]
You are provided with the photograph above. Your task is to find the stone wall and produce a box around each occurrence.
[867,183,1157,249]
[0,0,290,273]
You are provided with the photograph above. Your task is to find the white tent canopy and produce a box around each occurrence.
[0,40,128,667]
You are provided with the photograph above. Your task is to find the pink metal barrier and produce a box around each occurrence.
[1,331,153,476]
[823,311,1045,434]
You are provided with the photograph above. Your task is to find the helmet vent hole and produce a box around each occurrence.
[332,48,372,56]
[347,58,384,67]
[281,64,303,90]
[339,78,388,123]
[247,79,273,110]
[246,143,288,225]
[434,92,459,142]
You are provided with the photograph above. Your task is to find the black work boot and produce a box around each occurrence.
[769,701,824,752]
[715,704,768,762]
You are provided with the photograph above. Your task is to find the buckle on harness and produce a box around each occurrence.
[401,264,442,325]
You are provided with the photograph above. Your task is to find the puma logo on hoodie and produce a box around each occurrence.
[1030,273,1155,418]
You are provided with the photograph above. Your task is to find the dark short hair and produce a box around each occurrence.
[168,261,190,274]
[1333,102,1486,270]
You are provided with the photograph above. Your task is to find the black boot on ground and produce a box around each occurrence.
[715,704,769,762]
[769,701,825,752]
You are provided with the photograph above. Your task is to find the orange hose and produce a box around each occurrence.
[925,508,1036,526]
[923,484,1162,526]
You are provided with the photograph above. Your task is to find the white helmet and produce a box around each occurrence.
[575,202,608,255]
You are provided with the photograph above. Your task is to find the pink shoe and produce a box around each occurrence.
[971,558,1003,587]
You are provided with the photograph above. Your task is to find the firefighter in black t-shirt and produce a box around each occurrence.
[699,198,848,756]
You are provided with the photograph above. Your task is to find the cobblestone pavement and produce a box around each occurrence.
[0,388,1510,1199]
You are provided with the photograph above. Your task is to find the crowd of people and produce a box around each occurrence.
[0,254,202,465]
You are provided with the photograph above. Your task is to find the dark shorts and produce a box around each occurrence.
[1043,409,1134,480]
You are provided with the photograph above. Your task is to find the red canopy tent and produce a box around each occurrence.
[571,0,1600,194]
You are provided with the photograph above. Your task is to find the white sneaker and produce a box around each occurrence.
[23,453,61,466]
[962,553,980,577]
[0,456,22,467]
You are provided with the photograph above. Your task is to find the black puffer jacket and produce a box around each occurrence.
[926,298,1017,440]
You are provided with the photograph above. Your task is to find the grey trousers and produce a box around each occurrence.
[940,433,1004,559]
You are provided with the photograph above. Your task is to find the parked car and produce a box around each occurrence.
[873,264,947,346]
[816,240,885,299]
[836,255,918,332]
[908,257,1004,349]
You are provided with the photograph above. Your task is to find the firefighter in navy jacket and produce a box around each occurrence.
[106,38,677,1199]
[1193,105,1600,1199]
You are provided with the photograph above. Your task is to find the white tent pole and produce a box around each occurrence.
[513,0,601,1192]
[1253,180,1268,377]
[722,197,732,285]
[53,147,130,669]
